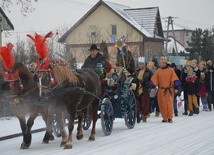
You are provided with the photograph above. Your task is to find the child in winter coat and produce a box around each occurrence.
[184,60,200,116]
[199,72,208,111]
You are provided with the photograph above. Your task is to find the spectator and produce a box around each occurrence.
[170,62,181,117]
[147,61,159,117]
[133,57,153,123]
[199,72,209,111]
[205,60,214,111]
[183,60,200,116]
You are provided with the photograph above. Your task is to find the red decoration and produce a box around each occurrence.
[186,76,197,83]
[27,31,53,61]
[36,59,50,70]
[50,77,55,84]
[0,43,14,71]
[56,30,59,35]
[2,69,19,81]
[20,84,24,91]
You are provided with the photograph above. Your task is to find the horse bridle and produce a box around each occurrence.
[34,67,59,97]
[2,69,24,99]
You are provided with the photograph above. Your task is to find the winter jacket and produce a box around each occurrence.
[132,68,153,94]
[82,52,110,79]
[199,79,208,96]
[184,75,199,95]
[205,67,214,91]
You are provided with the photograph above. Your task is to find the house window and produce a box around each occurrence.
[89,25,97,37]
[111,25,117,36]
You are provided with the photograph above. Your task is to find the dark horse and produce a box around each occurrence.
[1,62,54,149]
[36,59,102,149]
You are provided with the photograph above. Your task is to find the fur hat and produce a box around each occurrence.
[185,60,194,68]
[198,60,206,67]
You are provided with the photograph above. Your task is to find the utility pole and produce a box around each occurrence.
[165,16,178,56]
[0,17,2,47]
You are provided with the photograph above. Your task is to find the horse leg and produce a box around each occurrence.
[55,109,67,147]
[18,111,38,149]
[17,115,29,149]
[64,108,76,149]
[41,106,55,143]
[89,100,99,141]
[76,111,83,140]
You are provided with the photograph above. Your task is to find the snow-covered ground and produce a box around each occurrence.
[0,105,214,155]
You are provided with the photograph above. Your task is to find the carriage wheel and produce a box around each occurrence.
[52,114,62,137]
[82,108,91,130]
[124,89,137,129]
[100,98,114,136]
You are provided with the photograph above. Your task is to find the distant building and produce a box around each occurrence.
[163,24,194,49]
[59,0,165,65]
[0,8,14,116]
[0,7,14,46]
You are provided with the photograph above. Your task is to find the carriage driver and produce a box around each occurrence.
[82,44,111,80]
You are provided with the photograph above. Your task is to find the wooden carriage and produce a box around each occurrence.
[99,67,137,135]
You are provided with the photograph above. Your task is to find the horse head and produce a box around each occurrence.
[1,63,38,104]
[33,58,78,99]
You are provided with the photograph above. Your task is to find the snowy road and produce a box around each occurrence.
[0,109,214,155]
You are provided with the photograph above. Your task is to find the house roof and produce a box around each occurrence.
[0,7,14,31]
[103,1,153,37]
[124,7,158,36]
[58,0,163,43]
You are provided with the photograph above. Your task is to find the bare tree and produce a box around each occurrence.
[1,0,38,15]
[14,36,28,64]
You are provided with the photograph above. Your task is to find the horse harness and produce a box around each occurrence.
[2,69,24,98]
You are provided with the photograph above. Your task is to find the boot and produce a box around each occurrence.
[168,119,173,123]
[155,111,160,117]
[188,111,193,116]
[141,115,147,122]
[195,108,199,114]
[182,111,188,115]
[137,113,141,123]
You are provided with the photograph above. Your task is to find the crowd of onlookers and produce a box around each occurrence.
[128,56,214,123]
[146,59,214,118]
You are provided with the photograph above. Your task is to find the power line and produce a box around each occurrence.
[162,17,213,30]
[179,17,213,28]
[42,0,92,9]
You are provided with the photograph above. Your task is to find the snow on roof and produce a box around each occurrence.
[104,1,153,37]
[0,7,14,31]
[59,0,161,43]
[124,7,158,36]
[162,20,194,31]
[166,36,189,53]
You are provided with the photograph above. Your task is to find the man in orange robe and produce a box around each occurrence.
[150,57,181,123]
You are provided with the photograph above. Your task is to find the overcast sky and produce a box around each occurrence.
[2,0,214,44]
